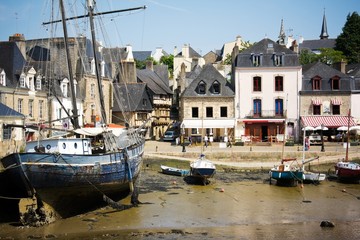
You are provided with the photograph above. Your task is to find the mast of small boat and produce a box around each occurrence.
[345,109,351,162]
[281,96,288,162]
[59,0,80,129]
[201,101,204,154]
[302,125,306,164]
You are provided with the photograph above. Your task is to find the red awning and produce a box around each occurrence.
[312,99,322,106]
[301,116,356,128]
[331,98,342,105]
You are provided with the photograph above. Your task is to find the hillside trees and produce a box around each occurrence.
[336,12,360,64]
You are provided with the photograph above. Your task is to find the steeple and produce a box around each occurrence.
[278,19,286,45]
[319,10,329,39]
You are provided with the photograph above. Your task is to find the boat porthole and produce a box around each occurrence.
[74,143,77,149]
[63,143,66,149]
[46,144,51,150]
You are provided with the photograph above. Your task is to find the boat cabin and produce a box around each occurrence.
[26,138,93,155]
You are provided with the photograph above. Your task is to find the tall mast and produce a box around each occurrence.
[59,0,80,129]
[87,0,107,124]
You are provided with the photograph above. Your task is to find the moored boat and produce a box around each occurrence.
[269,158,304,186]
[0,0,147,225]
[190,154,216,184]
[303,171,326,183]
[161,165,189,176]
[334,110,360,183]
[335,161,360,182]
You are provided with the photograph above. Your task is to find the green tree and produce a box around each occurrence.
[299,48,346,65]
[299,49,317,65]
[135,56,158,69]
[222,41,254,65]
[335,12,360,64]
[316,48,347,65]
[160,54,174,79]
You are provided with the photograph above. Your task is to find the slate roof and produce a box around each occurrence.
[236,38,299,67]
[299,38,336,52]
[153,65,169,87]
[186,65,202,79]
[301,61,352,91]
[133,51,152,61]
[346,63,360,78]
[112,83,152,112]
[0,41,26,87]
[182,64,234,97]
[176,46,202,58]
[136,69,173,95]
[0,102,24,117]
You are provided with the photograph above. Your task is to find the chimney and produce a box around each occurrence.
[146,60,153,71]
[174,46,178,56]
[191,58,199,70]
[182,44,189,58]
[333,60,347,74]
[9,33,26,59]
[125,44,134,61]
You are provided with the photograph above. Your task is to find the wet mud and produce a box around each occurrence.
[0,159,359,239]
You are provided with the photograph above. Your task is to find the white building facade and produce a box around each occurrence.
[234,38,302,143]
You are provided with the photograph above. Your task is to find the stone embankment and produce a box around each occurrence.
[144,140,360,170]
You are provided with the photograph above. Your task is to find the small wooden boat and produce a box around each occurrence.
[302,156,326,183]
[303,171,326,183]
[160,165,189,176]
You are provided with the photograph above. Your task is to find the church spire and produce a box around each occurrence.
[278,19,286,45]
[319,9,329,39]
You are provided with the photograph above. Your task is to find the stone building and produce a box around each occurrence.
[180,64,235,143]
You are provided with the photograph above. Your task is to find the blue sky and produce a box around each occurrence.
[0,0,359,55]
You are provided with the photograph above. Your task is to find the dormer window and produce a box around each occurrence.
[274,53,284,66]
[0,70,6,86]
[312,76,321,90]
[331,76,340,90]
[28,77,34,91]
[20,74,26,88]
[61,78,69,97]
[212,80,220,94]
[197,81,206,94]
[101,60,105,77]
[36,76,42,90]
[91,59,95,75]
[251,53,262,67]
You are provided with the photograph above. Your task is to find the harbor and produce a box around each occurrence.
[0,140,359,239]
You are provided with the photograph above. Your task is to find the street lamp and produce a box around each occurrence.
[181,123,186,152]
[320,124,325,152]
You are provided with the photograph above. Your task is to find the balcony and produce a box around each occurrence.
[245,110,284,119]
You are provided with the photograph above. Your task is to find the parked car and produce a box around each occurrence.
[163,130,180,141]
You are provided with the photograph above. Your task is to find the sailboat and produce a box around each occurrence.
[0,0,146,225]
[188,102,216,184]
[335,110,360,182]
[269,118,304,186]
[301,126,326,183]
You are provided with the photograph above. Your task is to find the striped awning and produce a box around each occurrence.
[331,98,342,105]
[301,116,356,128]
[312,99,322,106]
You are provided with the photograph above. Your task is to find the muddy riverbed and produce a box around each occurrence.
[0,159,360,239]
